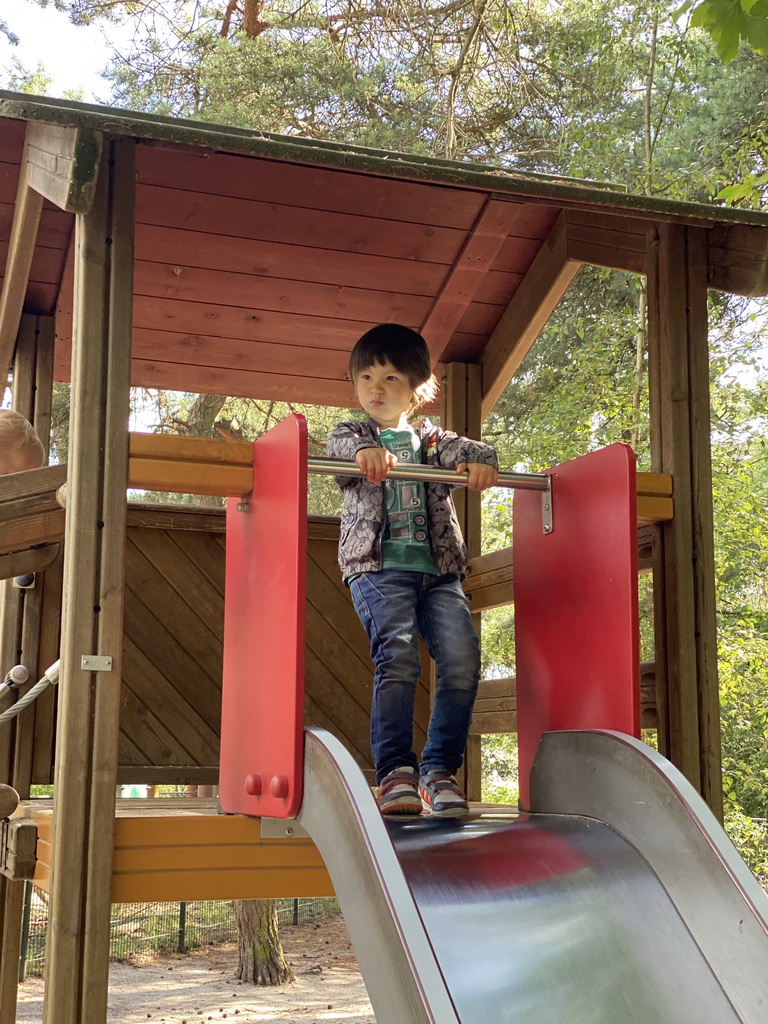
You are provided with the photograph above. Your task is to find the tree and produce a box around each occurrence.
[234,899,294,984]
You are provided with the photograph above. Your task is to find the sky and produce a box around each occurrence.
[0,0,123,102]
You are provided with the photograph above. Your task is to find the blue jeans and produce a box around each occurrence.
[349,570,480,783]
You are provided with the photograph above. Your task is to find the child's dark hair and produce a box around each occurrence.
[350,323,439,410]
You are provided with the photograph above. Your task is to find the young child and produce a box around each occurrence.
[327,323,498,818]
[0,410,45,475]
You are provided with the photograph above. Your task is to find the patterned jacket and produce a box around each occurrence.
[326,417,498,583]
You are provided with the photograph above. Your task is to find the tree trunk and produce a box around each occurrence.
[233,899,294,985]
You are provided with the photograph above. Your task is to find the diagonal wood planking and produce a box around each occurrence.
[114,520,379,777]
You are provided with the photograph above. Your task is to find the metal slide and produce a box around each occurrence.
[296,727,768,1024]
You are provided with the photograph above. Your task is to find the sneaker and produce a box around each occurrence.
[419,771,469,818]
[376,766,422,816]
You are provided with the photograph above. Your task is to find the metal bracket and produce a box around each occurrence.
[260,817,308,839]
[541,476,554,535]
[80,655,113,672]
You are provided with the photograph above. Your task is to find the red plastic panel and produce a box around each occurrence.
[219,414,308,818]
[513,444,640,809]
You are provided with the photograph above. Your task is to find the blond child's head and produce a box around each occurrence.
[0,410,45,475]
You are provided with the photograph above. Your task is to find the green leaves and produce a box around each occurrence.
[716,171,768,205]
[685,0,768,62]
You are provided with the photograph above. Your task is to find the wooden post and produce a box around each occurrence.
[442,363,483,801]
[10,316,55,794]
[646,224,723,820]
[42,138,135,1024]
[0,312,55,1024]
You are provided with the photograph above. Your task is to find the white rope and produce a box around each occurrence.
[0,660,60,726]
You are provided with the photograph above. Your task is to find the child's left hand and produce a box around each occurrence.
[456,462,499,491]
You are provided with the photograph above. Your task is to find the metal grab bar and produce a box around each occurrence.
[307,457,550,492]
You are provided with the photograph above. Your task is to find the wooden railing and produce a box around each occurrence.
[470,661,658,736]
[1,433,673,564]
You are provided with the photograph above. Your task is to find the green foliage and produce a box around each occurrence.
[717,170,768,205]
[2,59,53,95]
[723,807,768,881]
[682,0,768,62]
[481,733,519,805]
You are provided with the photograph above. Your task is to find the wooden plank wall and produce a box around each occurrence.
[29,507,419,785]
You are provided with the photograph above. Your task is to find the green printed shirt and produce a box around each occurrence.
[378,427,439,575]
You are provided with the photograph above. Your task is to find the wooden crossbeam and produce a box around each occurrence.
[481,212,582,418]
[25,122,103,215]
[565,210,768,298]
[128,432,253,495]
[0,817,36,882]
[421,198,529,362]
[0,123,102,387]
[707,222,768,296]
[469,665,658,735]
[0,133,44,384]
[0,464,67,557]
[0,542,60,582]
[1,447,672,562]
[565,209,648,274]
[464,473,672,612]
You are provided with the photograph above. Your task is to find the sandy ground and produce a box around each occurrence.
[15,917,375,1023]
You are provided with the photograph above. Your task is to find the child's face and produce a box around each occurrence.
[354,359,416,429]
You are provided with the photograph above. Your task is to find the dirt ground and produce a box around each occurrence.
[15,916,375,1024]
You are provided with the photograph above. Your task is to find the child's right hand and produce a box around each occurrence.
[356,447,398,483]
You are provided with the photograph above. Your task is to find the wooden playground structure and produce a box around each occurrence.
[1,90,768,1023]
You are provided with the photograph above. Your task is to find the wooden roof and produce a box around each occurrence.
[2,90,768,415]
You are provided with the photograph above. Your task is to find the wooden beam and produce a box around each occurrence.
[647,223,722,820]
[0,309,55,1024]
[566,210,768,298]
[464,546,513,612]
[25,121,103,215]
[0,543,60,582]
[464,476,673,614]
[43,138,135,1024]
[0,818,36,882]
[707,222,768,296]
[116,766,220,785]
[0,463,67,558]
[442,362,483,800]
[565,209,648,274]
[468,667,658,735]
[0,134,44,386]
[481,212,582,418]
[421,198,528,362]
[128,431,252,495]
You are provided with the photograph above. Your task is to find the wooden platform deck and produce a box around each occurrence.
[5,798,517,903]
[11,798,334,903]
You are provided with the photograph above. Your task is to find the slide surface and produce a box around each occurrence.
[297,727,768,1024]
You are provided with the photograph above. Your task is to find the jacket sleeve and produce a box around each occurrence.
[434,428,499,471]
[326,422,380,488]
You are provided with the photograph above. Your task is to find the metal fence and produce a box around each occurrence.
[20,886,340,978]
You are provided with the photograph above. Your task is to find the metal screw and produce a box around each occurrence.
[236,501,250,513]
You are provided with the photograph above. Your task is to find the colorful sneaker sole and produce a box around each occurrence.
[379,795,423,816]
[419,775,470,818]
